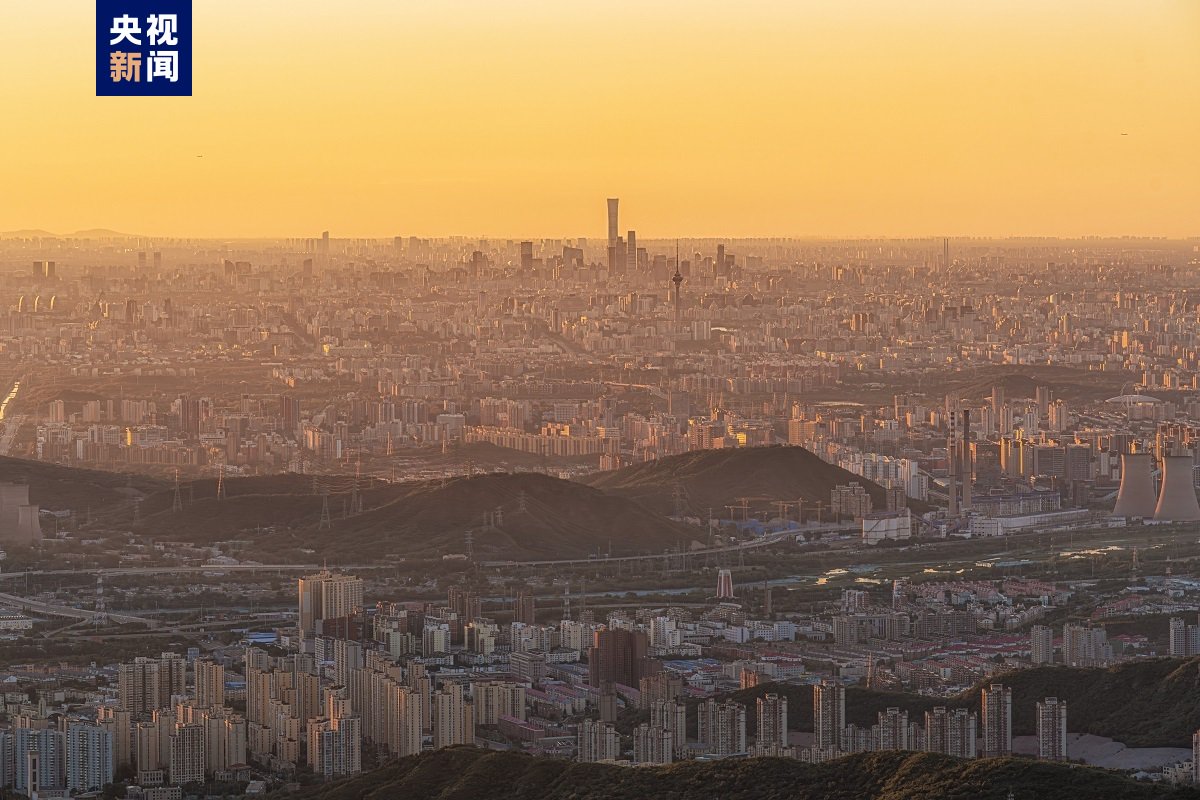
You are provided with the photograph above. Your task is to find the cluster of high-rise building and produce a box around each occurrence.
[3,229,1198,530]
[0,651,249,797]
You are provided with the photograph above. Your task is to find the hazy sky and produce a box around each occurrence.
[3,0,1198,238]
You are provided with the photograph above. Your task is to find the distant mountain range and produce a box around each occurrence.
[0,228,139,239]
[0,445,902,560]
[294,746,1196,800]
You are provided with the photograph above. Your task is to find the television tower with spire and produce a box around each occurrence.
[672,240,684,321]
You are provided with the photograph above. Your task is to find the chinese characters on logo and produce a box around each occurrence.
[97,2,191,96]
[109,13,179,83]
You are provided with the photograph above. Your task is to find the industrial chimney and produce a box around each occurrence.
[1153,454,1200,522]
[1113,452,1156,518]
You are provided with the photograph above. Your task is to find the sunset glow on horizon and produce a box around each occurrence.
[2,0,1198,238]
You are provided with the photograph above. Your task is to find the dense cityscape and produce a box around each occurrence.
[5,0,1199,796]
[0,219,1198,799]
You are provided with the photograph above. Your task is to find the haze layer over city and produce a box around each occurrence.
[1,2,1199,800]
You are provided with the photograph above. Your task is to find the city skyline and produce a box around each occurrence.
[3,1,1198,238]
[2,2,1200,797]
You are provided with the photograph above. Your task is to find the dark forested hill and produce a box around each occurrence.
[291,746,1198,800]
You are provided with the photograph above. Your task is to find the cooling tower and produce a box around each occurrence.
[1153,455,1200,522]
[1113,453,1157,517]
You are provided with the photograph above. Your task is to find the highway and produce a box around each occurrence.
[479,523,856,568]
[0,563,323,583]
[0,589,157,627]
[0,379,23,455]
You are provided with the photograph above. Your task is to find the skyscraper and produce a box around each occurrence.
[1169,616,1200,657]
[307,692,361,778]
[649,698,688,758]
[606,198,619,247]
[588,628,659,688]
[96,707,133,773]
[1036,697,1067,761]
[875,707,909,751]
[433,682,474,749]
[756,693,788,748]
[814,681,845,753]
[168,723,206,785]
[279,394,300,438]
[633,723,673,764]
[472,681,526,726]
[298,570,364,637]
[577,718,620,763]
[66,724,114,793]
[119,653,185,714]
[924,706,976,759]
[13,728,65,795]
[697,699,747,756]
[982,684,1012,758]
[1061,624,1112,667]
[515,586,535,625]
[195,659,225,709]
[1030,624,1054,665]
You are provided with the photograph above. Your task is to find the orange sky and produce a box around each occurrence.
[2,0,1198,238]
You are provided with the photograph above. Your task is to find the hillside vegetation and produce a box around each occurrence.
[292,746,1199,800]
[718,658,1200,748]
[0,455,164,512]
[141,471,694,560]
[585,445,927,518]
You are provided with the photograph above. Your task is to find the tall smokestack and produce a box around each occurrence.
[1153,454,1200,521]
[1113,452,1156,518]
[947,410,958,516]
[961,409,972,512]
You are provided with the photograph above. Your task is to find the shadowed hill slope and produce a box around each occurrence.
[140,471,692,560]
[292,746,1198,800]
[0,455,165,513]
[585,445,926,518]
[712,657,1200,749]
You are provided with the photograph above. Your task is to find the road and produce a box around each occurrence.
[479,523,855,568]
[0,563,323,583]
[0,590,157,627]
[0,379,23,455]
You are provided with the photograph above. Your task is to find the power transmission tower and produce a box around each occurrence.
[172,468,183,513]
[216,465,226,500]
[672,483,686,517]
[351,459,363,515]
[319,489,332,530]
[93,574,108,626]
